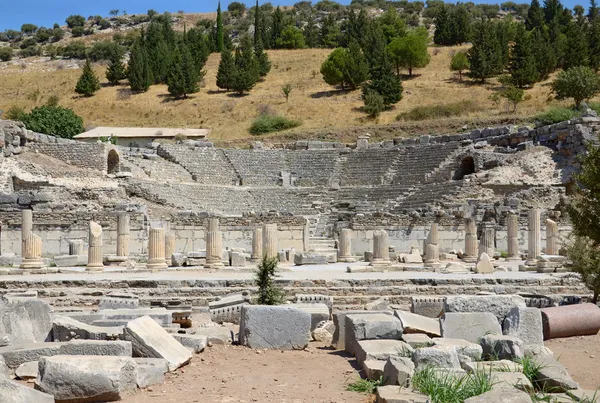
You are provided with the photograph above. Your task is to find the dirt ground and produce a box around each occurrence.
[123,342,372,403]
[545,332,600,390]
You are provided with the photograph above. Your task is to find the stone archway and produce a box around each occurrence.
[453,156,475,180]
[107,149,120,174]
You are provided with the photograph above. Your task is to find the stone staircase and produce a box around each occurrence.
[309,237,337,256]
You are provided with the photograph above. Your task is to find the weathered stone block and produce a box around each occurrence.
[376,386,429,403]
[15,360,38,380]
[35,355,138,402]
[239,306,311,350]
[444,295,527,322]
[412,345,461,370]
[489,371,533,392]
[383,356,415,386]
[480,334,524,360]
[172,334,207,354]
[394,311,440,337]
[401,333,432,348]
[345,313,403,356]
[293,253,328,265]
[354,340,413,367]
[0,378,54,403]
[432,338,483,361]
[134,358,168,388]
[503,307,544,346]
[0,299,53,344]
[52,316,123,342]
[332,310,392,350]
[411,296,444,318]
[191,326,232,345]
[124,316,192,372]
[463,388,533,402]
[440,312,502,343]
[362,359,386,380]
[533,355,579,392]
[292,303,330,331]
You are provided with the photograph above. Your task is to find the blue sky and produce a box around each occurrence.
[0,0,585,31]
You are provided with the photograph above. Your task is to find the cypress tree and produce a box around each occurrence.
[254,0,261,47]
[590,0,599,20]
[564,21,590,69]
[468,20,503,83]
[216,1,224,52]
[271,6,284,48]
[231,48,256,95]
[526,0,546,31]
[450,6,471,45]
[128,38,153,92]
[531,28,557,79]
[509,25,539,87]
[255,40,271,78]
[187,27,210,71]
[167,45,199,99]
[106,52,126,85]
[589,14,600,71]
[345,39,369,89]
[216,48,235,91]
[304,13,319,48]
[75,59,100,97]
[434,5,452,46]
[362,53,402,107]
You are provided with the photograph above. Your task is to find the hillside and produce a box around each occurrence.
[0,44,580,144]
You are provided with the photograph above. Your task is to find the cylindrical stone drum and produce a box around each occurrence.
[540,303,600,340]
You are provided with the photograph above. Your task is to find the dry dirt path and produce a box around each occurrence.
[545,333,600,390]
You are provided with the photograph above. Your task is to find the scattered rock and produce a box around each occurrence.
[444,295,527,323]
[383,356,415,387]
[0,377,54,403]
[239,306,311,350]
[480,334,524,360]
[412,345,461,370]
[440,312,502,343]
[15,361,38,380]
[533,355,579,392]
[376,385,429,403]
[394,311,440,337]
[503,307,544,346]
[134,358,168,389]
[463,387,533,402]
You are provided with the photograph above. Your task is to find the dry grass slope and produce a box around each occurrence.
[0,45,594,145]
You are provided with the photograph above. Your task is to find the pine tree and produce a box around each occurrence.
[363,20,387,70]
[564,21,590,69]
[531,28,557,79]
[303,13,319,48]
[387,27,430,77]
[254,0,261,47]
[255,40,271,78]
[187,27,210,71]
[509,25,539,87]
[450,51,470,81]
[128,38,153,92]
[450,6,471,45]
[216,1,224,52]
[271,6,284,48]
[146,21,171,84]
[590,0,599,20]
[106,52,126,85]
[526,0,546,31]
[362,53,402,107]
[434,5,452,46]
[468,20,503,83]
[167,45,199,99]
[344,40,369,90]
[589,14,600,71]
[231,37,259,94]
[216,48,235,91]
[75,59,100,97]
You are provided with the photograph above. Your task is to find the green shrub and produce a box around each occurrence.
[397,100,481,121]
[363,90,386,118]
[0,47,13,62]
[21,106,84,138]
[588,102,600,115]
[254,255,284,305]
[552,66,600,108]
[5,105,26,121]
[87,41,124,62]
[534,107,581,126]
[346,377,382,394]
[249,114,301,135]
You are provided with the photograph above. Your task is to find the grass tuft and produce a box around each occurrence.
[346,377,381,394]
[412,367,494,403]
[396,100,482,121]
[249,114,301,135]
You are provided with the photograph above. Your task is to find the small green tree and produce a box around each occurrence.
[167,45,200,99]
[0,47,13,62]
[105,52,126,85]
[450,51,470,81]
[254,255,284,305]
[552,66,600,108]
[468,20,504,83]
[75,59,100,97]
[363,90,385,118]
[500,86,525,113]
[282,83,292,102]
[363,54,403,108]
[255,40,271,78]
[509,25,539,88]
[387,27,431,77]
[320,48,347,89]
[128,39,153,92]
[276,25,306,49]
[216,49,235,91]
[66,15,85,29]
[231,37,259,95]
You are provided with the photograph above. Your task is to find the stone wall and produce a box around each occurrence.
[29,143,108,172]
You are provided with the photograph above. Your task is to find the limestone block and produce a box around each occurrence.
[489,371,533,392]
[292,303,330,331]
[383,356,415,386]
[53,255,87,267]
[432,338,483,361]
[533,355,579,392]
[444,295,527,322]
[171,253,186,267]
[401,333,432,348]
[35,355,138,402]
[191,326,232,345]
[331,311,392,350]
[463,360,523,374]
[0,340,132,369]
[99,293,139,310]
[463,388,533,403]
[524,344,554,358]
[440,312,502,343]
[503,307,544,346]
[412,345,461,370]
[239,305,311,350]
[68,308,172,327]
[134,358,168,388]
[293,253,329,265]
[344,313,403,356]
[475,253,494,274]
[411,296,444,318]
[354,340,413,367]
[365,297,391,311]
[312,321,335,343]
[362,359,386,380]
[0,378,54,403]
[295,294,333,314]
[376,386,429,403]
[124,316,192,372]
[230,251,246,267]
[480,334,524,360]
[394,311,440,337]
[442,262,469,273]
[0,355,9,378]
[52,316,123,342]
[172,334,207,354]
[0,299,53,344]
[15,360,38,380]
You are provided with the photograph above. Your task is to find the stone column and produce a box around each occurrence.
[147,227,168,270]
[463,218,478,263]
[338,228,355,263]
[527,208,541,265]
[478,222,495,258]
[68,240,85,256]
[206,218,224,268]
[424,223,440,266]
[262,223,278,260]
[251,227,263,261]
[370,230,391,267]
[21,209,32,257]
[546,219,558,255]
[20,234,44,270]
[116,213,129,258]
[165,233,176,266]
[507,213,520,260]
[86,221,104,272]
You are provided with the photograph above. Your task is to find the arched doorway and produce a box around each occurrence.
[107,149,120,174]
[453,156,475,180]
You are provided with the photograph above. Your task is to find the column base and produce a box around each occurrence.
[338,257,356,263]
[525,259,538,266]
[86,264,105,272]
[205,262,224,269]
[19,259,45,270]
[462,257,477,263]
[505,256,521,261]
[369,259,391,267]
[147,259,168,271]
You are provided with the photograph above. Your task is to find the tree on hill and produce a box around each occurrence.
[551,66,600,108]
[216,48,235,91]
[450,51,470,81]
[254,0,261,47]
[450,6,471,45]
[216,2,224,52]
[22,106,84,138]
[271,6,284,47]
[231,37,260,95]
[468,20,504,83]
[589,4,600,71]
[434,5,452,45]
[228,2,246,18]
[320,48,346,89]
[106,52,127,85]
[75,59,100,97]
[509,24,539,87]
[167,45,200,99]
[66,15,85,29]
[276,25,306,49]
[362,53,403,108]
[526,0,546,31]
[146,21,173,84]
[563,21,590,70]
[255,40,271,78]
[531,28,557,79]
[387,27,430,77]
[128,38,153,92]
[379,7,407,44]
